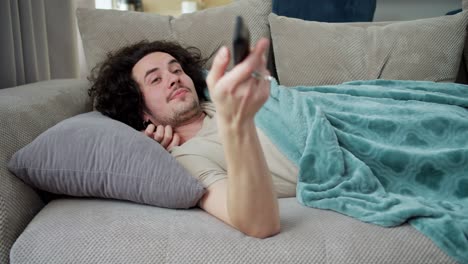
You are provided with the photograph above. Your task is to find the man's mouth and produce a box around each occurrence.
[169,88,189,101]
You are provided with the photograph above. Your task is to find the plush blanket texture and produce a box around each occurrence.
[255,79,468,263]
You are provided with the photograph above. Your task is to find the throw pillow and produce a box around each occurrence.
[269,11,468,86]
[8,111,206,209]
[76,0,272,72]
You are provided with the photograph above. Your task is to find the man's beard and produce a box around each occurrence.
[156,99,201,127]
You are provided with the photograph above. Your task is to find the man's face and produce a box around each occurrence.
[132,52,200,127]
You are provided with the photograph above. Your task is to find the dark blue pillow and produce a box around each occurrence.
[272,0,376,22]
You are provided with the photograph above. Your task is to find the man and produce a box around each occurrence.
[88,38,298,238]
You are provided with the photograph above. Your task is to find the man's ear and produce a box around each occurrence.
[142,111,152,126]
[142,111,159,127]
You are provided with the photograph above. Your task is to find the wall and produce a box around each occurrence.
[142,0,232,16]
[374,0,461,21]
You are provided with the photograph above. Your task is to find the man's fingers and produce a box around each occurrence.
[160,125,173,147]
[206,46,230,90]
[254,38,270,57]
[153,125,164,142]
[245,38,269,73]
[217,38,270,89]
[144,124,179,151]
[144,124,155,136]
[167,133,181,151]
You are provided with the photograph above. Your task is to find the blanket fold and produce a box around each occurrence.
[255,79,468,263]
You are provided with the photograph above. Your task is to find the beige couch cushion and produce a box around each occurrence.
[77,0,271,73]
[269,12,468,86]
[10,198,454,263]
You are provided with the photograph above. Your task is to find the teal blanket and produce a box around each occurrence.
[254,79,468,263]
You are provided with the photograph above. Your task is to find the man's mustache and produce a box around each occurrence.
[167,87,189,102]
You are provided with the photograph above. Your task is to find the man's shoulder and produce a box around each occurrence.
[201,101,216,117]
[201,101,215,110]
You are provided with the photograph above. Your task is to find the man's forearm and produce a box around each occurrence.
[218,118,280,238]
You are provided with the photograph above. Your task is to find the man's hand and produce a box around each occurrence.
[143,124,180,151]
[206,38,271,125]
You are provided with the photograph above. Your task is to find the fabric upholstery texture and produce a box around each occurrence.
[0,79,92,264]
[8,111,206,209]
[269,11,468,86]
[10,198,454,264]
[76,0,271,73]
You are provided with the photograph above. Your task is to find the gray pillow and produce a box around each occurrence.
[269,11,468,86]
[76,0,272,72]
[8,111,206,209]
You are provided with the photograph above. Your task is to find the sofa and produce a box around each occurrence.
[2,0,467,263]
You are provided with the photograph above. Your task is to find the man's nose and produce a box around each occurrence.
[168,72,179,88]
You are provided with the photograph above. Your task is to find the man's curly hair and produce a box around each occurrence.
[88,40,209,131]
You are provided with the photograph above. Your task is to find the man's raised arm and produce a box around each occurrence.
[202,38,280,238]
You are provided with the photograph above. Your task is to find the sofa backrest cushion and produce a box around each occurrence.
[8,111,206,209]
[76,0,271,73]
[269,11,468,86]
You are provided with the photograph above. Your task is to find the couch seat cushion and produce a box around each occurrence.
[10,198,454,263]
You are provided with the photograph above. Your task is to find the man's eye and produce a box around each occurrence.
[151,77,161,84]
[174,69,182,74]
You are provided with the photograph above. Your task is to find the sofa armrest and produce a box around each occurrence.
[0,79,92,264]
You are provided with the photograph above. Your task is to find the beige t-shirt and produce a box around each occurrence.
[170,102,298,198]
